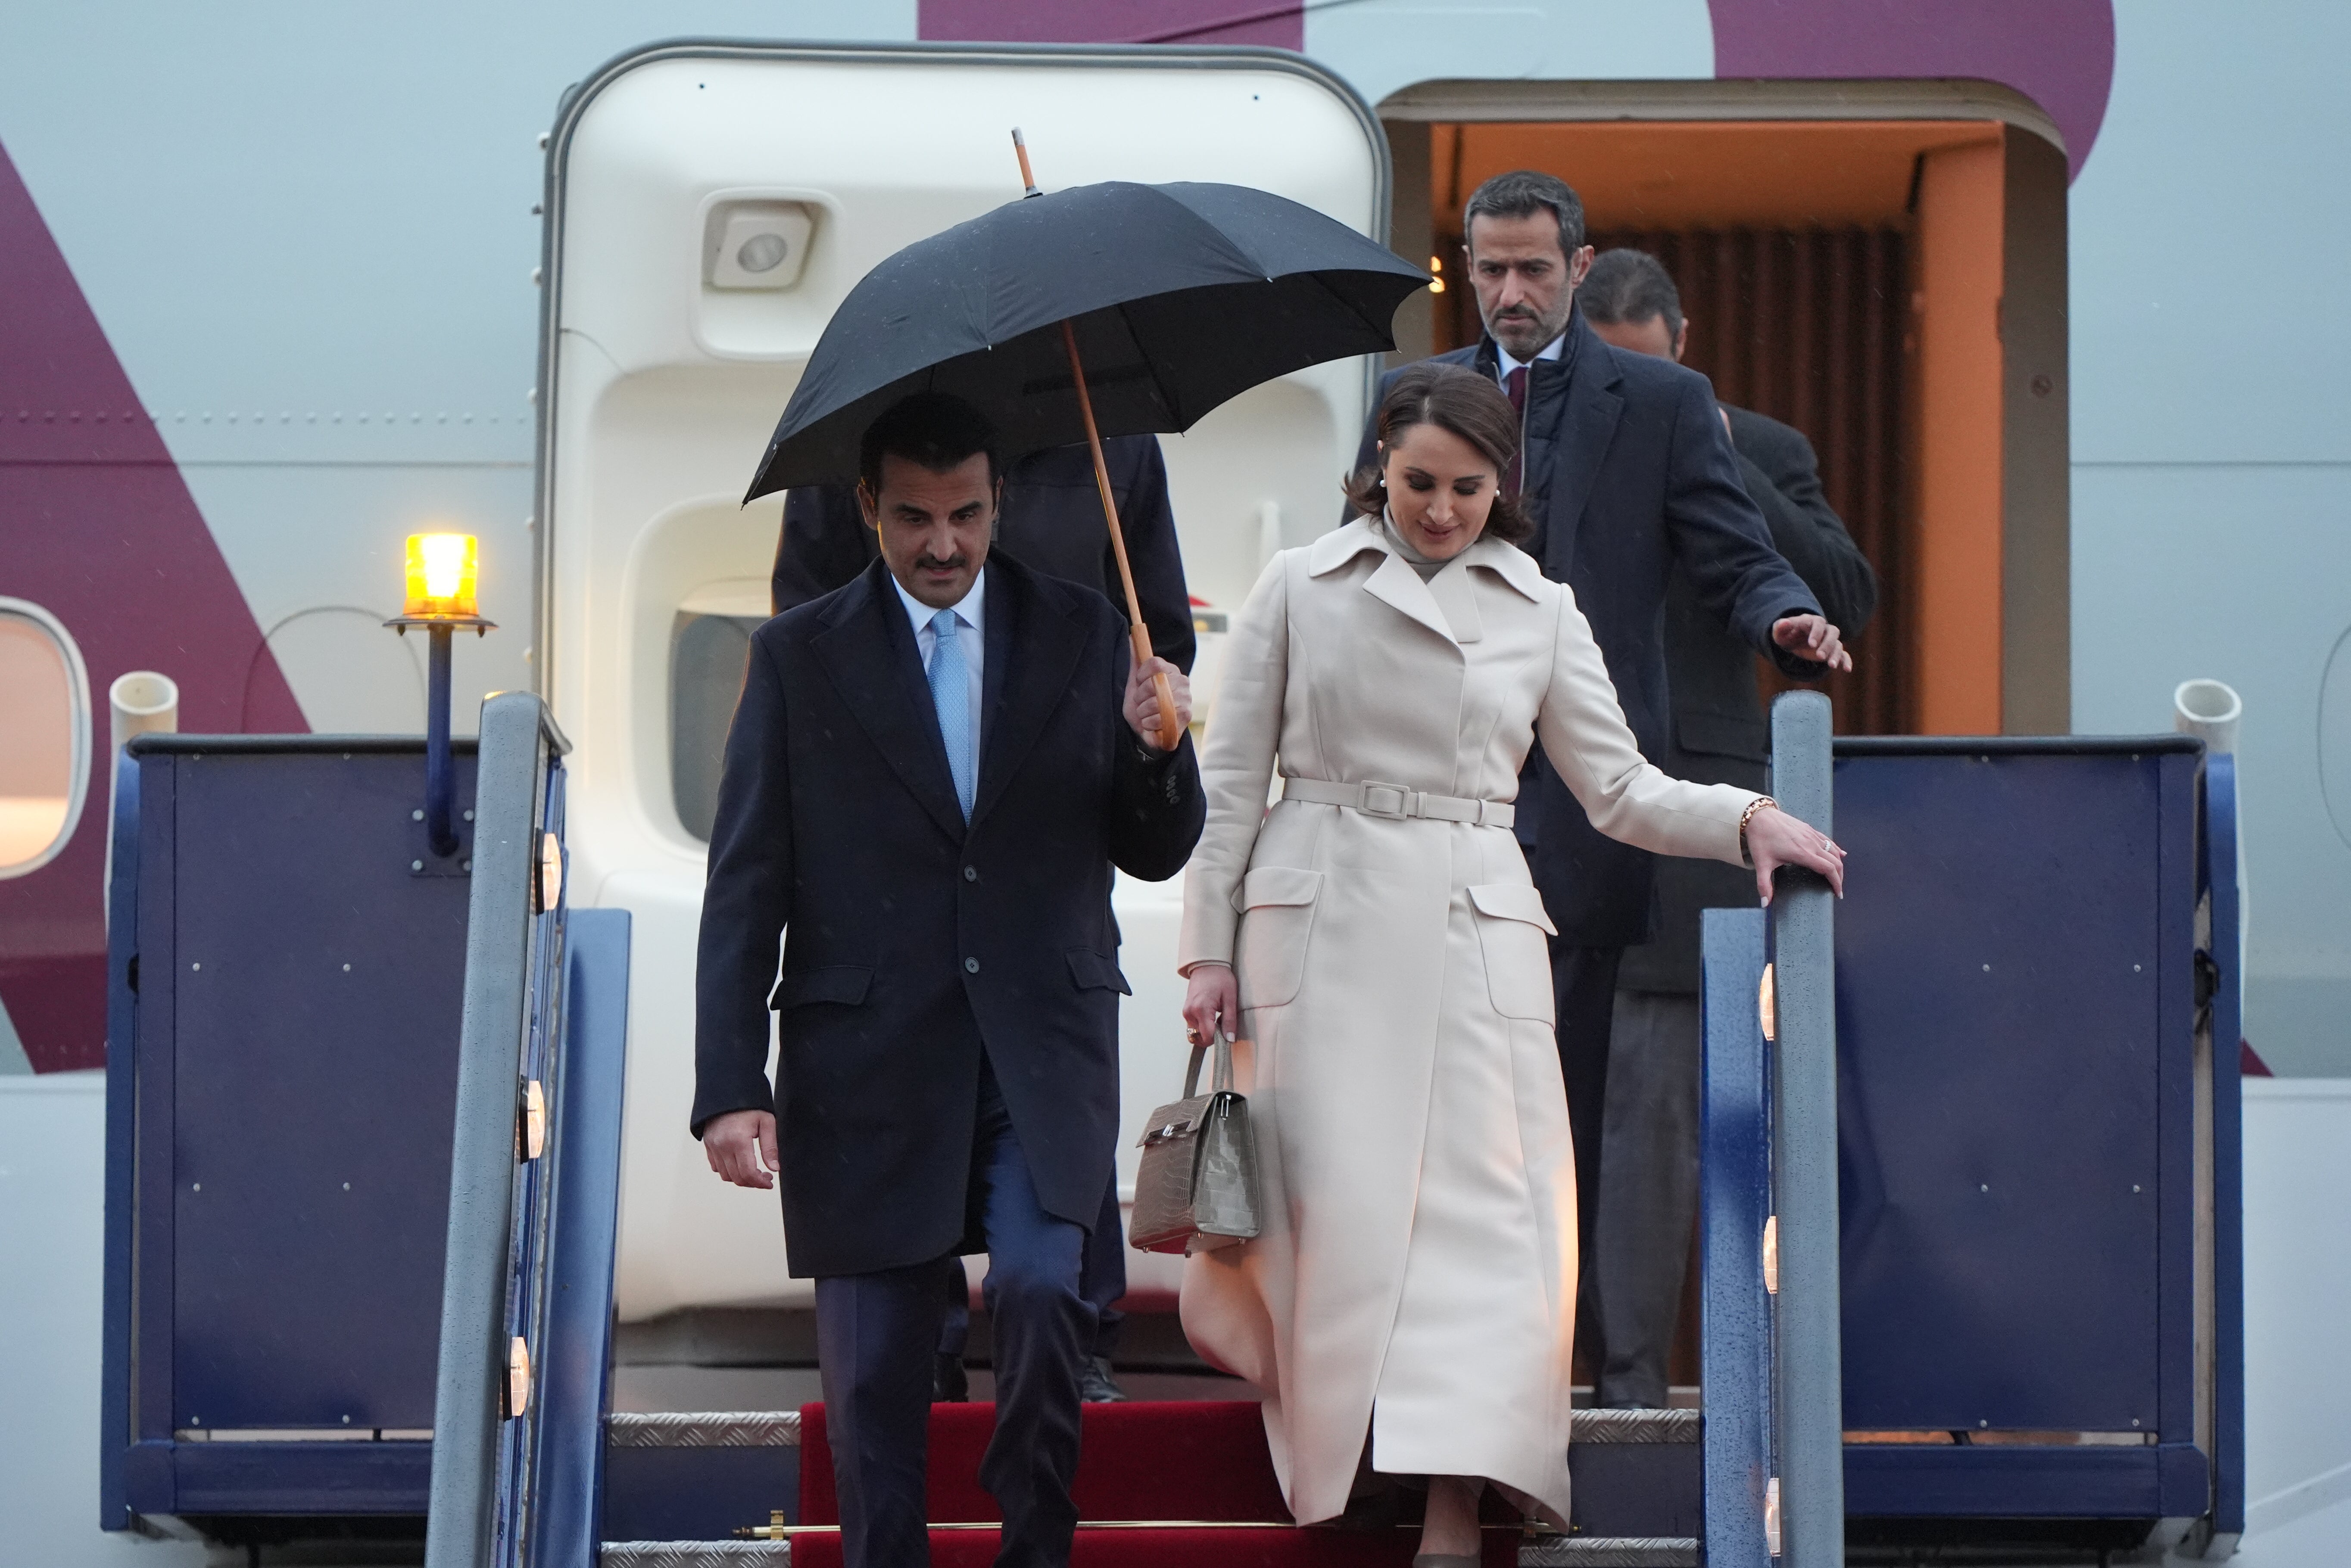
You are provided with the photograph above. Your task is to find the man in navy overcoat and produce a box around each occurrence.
[772,430,1198,1405]
[695,392,1205,1568]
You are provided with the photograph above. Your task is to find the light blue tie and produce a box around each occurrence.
[926,607,975,820]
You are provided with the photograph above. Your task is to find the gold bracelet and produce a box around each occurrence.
[1739,795,1778,866]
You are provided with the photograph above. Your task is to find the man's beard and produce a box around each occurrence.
[1486,301,1571,356]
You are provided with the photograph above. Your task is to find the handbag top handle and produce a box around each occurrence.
[1183,1033,1238,1099]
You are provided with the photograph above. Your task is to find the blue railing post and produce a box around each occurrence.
[1769,690,1844,1568]
[2203,753,2245,1555]
[1702,906,1775,1566]
[424,692,558,1568]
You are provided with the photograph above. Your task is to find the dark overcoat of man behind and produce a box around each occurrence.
[694,393,1204,1568]
[1578,244,1880,1407]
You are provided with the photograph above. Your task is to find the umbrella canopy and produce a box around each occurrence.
[744,180,1430,501]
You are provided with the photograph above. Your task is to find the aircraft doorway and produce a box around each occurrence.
[1384,94,2071,737]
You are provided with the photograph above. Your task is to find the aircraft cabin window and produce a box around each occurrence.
[0,600,91,877]
[671,610,763,842]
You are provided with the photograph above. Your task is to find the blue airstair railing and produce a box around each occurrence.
[1703,705,2245,1565]
[1702,690,1843,1568]
[2200,751,2245,1557]
[1700,898,1774,1565]
[422,691,630,1568]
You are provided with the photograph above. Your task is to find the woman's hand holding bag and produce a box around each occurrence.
[1182,961,1241,1046]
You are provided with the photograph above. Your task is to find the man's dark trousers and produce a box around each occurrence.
[939,1178,1124,1367]
[817,1060,1092,1568]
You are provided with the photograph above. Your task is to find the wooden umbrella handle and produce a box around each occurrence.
[1061,319,1182,753]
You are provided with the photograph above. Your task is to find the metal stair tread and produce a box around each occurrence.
[601,1543,792,1566]
[1522,1539,1699,1567]
[603,1406,1695,1448]
[1568,1408,1699,1444]
[608,1410,804,1447]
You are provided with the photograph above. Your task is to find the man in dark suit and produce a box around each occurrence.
[774,434,1195,1406]
[1577,246,1880,1406]
[698,393,1204,1568]
[1356,172,1854,1389]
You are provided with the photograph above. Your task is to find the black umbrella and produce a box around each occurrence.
[745,170,1429,499]
[744,135,1428,746]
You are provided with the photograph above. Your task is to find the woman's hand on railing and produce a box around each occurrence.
[1746,805,1846,903]
[704,1108,780,1190]
[1182,961,1239,1049]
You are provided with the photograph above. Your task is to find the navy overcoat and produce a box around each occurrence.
[1357,305,1825,945]
[692,553,1204,1279]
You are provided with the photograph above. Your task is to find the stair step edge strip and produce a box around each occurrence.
[600,1543,791,1567]
[601,1407,1693,1448]
[1522,1539,1700,1568]
[1570,1409,1700,1444]
[607,1411,803,1448]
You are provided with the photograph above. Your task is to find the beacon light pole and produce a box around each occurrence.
[385,532,495,858]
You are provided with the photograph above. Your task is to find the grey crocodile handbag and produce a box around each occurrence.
[1130,1034,1262,1254]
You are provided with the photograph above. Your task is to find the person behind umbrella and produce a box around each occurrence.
[770,433,1195,1406]
[1351,173,1853,1399]
[1180,363,1843,1559]
[696,392,1205,1568]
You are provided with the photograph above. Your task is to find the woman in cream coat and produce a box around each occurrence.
[1177,364,1845,1564]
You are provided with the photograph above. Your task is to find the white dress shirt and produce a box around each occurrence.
[1494,330,1566,386]
[892,565,986,746]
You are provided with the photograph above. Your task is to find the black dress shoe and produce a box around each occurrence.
[1078,1355,1128,1403]
[933,1352,969,1403]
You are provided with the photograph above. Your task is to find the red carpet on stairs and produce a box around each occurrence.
[792,1400,1518,1566]
[801,1400,1289,1524]
[784,1525,1520,1567]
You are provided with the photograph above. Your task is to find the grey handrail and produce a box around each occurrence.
[423,692,565,1568]
[1768,691,1844,1567]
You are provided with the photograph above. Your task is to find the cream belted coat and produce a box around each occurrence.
[1175,517,1760,1526]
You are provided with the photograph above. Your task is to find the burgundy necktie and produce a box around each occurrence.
[1503,365,1529,496]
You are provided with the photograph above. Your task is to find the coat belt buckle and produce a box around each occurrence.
[1357,781,1415,820]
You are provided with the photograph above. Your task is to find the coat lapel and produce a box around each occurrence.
[1313,518,1462,650]
[970,560,1089,829]
[808,562,969,842]
[1540,312,1625,582]
[1363,552,1463,647]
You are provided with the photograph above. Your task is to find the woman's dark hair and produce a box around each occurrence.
[1341,362,1532,544]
